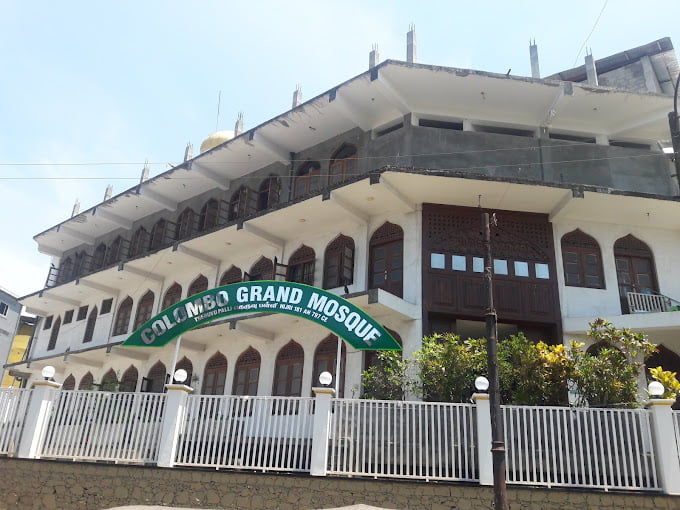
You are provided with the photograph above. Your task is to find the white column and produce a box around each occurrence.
[17,380,62,459]
[645,399,680,494]
[473,392,493,486]
[156,383,193,468]
[310,387,335,476]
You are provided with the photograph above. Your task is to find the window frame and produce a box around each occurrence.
[561,230,605,289]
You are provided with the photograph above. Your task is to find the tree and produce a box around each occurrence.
[360,351,411,400]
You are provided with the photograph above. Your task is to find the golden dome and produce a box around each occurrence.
[200,130,235,153]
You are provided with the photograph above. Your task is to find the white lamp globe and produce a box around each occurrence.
[648,381,665,398]
[173,369,188,384]
[42,366,56,380]
[475,376,490,392]
[319,371,333,386]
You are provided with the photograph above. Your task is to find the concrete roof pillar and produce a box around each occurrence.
[407,24,416,64]
[585,51,599,86]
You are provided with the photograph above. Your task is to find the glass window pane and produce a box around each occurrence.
[452,255,466,271]
[514,261,529,277]
[535,263,550,279]
[493,259,508,275]
[473,257,484,273]
[430,253,445,269]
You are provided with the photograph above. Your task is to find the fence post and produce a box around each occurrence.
[310,387,335,476]
[473,392,494,485]
[157,383,193,468]
[645,398,680,494]
[16,380,62,459]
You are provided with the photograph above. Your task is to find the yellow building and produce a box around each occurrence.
[2,316,34,388]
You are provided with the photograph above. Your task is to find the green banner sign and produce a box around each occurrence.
[122,281,401,351]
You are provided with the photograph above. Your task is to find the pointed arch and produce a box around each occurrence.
[78,371,94,390]
[323,234,355,289]
[202,352,228,395]
[329,143,357,185]
[369,222,404,298]
[646,345,680,375]
[220,266,242,286]
[287,245,315,285]
[614,234,658,313]
[248,257,273,281]
[561,229,604,289]
[47,316,61,350]
[144,361,168,393]
[175,356,194,384]
[150,218,173,250]
[162,283,183,310]
[92,243,107,270]
[101,368,118,391]
[199,198,220,231]
[176,207,196,240]
[257,174,280,211]
[113,296,134,336]
[273,340,304,396]
[133,290,155,331]
[228,186,256,221]
[120,365,139,392]
[106,236,127,265]
[58,257,73,284]
[73,250,89,278]
[188,275,209,296]
[83,306,98,343]
[233,347,261,396]
[313,334,346,397]
[62,374,76,391]
[129,226,149,258]
[293,161,321,199]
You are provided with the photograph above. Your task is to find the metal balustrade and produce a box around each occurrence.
[39,390,165,463]
[0,388,32,455]
[627,291,674,313]
[673,410,680,458]
[328,399,477,481]
[175,395,315,472]
[503,405,658,490]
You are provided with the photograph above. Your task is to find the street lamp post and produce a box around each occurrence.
[481,211,508,510]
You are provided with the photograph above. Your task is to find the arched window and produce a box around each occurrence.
[149,218,171,250]
[58,257,73,284]
[561,230,604,289]
[106,236,126,265]
[273,340,304,396]
[233,347,261,396]
[202,352,228,395]
[287,246,315,285]
[364,328,402,372]
[92,243,107,270]
[248,257,273,281]
[133,290,155,331]
[62,374,76,391]
[144,361,167,393]
[329,144,357,185]
[162,283,182,310]
[188,275,208,297]
[73,250,88,278]
[257,175,280,211]
[369,222,404,298]
[176,208,196,240]
[199,199,220,231]
[120,366,139,392]
[83,306,98,343]
[293,161,321,199]
[78,372,94,390]
[101,369,118,391]
[228,186,256,221]
[128,227,149,258]
[323,234,355,289]
[113,297,133,336]
[220,266,242,286]
[313,335,346,397]
[614,234,658,314]
[175,356,193,384]
[47,316,61,350]
[646,345,680,376]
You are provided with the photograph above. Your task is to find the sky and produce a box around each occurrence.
[1,0,679,298]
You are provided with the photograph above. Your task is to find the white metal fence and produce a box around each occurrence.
[627,292,672,313]
[503,405,658,490]
[328,399,477,481]
[673,410,680,457]
[0,388,32,455]
[175,395,315,472]
[39,390,166,463]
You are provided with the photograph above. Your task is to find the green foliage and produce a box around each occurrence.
[649,366,680,399]
[360,351,411,400]
[359,318,655,408]
[415,334,486,403]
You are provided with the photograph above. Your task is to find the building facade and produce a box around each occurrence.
[11,36,680,397]
[0,287,23,387]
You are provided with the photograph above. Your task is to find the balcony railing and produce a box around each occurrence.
[627,291,679,313]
